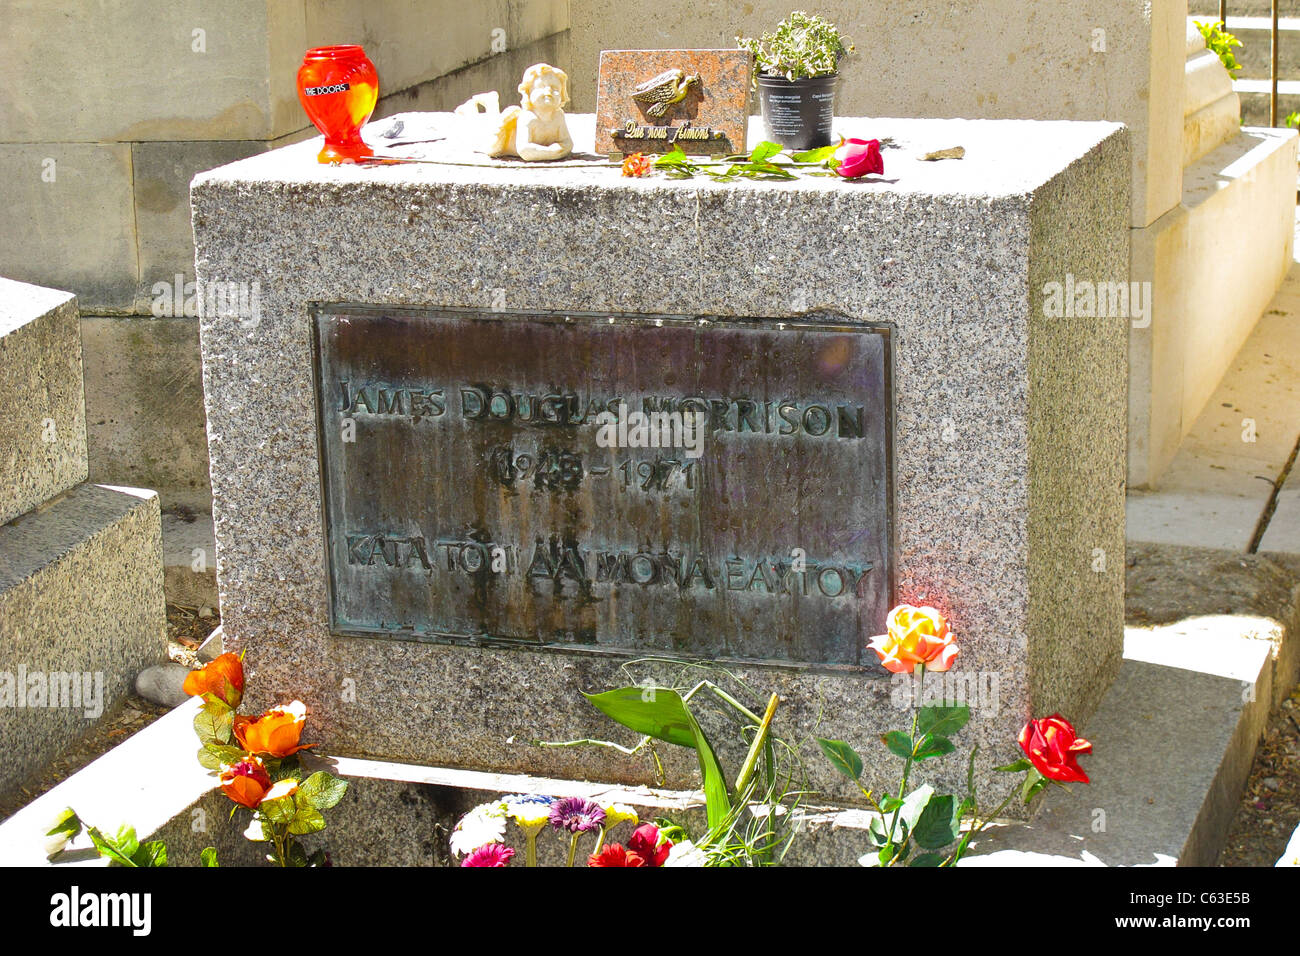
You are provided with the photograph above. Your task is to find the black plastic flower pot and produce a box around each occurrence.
[756,73,838,151]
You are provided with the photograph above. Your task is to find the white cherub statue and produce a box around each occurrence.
[456,63,573,162]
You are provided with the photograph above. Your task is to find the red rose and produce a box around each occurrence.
[627,823,672,867]
[588,844,646,867]
[1019,715,1092,783]
[834,138,884,179]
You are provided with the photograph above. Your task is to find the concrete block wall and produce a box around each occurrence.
[0,279,167,803]
[0,0,570,512]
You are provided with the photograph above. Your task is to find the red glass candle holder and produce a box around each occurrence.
[296,45,379,164]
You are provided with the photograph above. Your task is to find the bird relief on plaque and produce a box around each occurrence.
[594,49,753,157]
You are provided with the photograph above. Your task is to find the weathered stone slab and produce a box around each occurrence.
[0,483,166,801]
[0,278,87,527]
[191,114,1129,807]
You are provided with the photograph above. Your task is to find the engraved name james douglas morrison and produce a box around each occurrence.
[333,377,876,601]
[336,380,870,438]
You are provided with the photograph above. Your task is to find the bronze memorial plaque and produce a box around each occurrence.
[312,306,892,666]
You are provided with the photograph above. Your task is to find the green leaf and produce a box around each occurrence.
[816,738,863,781]
[897,784,934,835]
[881,731,914,760]
[913,734,955,761]
[917,704,970,737]
[880,795,903,813]
[877,843,897,865]
[913,794,961,849]
[197,743,245,771]
[1021,766,1049,804]
[200,847,220,867]
[297,771,349,811]
[287,806,326,836]
[868,813,890,845]
[653,147,695,176]
[790,142,841,163]
[749,141,783,164]
[113,824,140,862]
[193,700,233,747]
[910,852,946,867]
[285,840,310,866]
[995,758,1033,773]
[584,687,732,830]
[45,808,81,840]
[259,794,297,826]
[86,826,135,867]
[131,840,168,867]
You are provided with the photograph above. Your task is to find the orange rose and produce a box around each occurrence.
[621,152,651,177]
[868,605,958,674]
[233,700,313,757]
[219,756,271,809]
[219,758,300,809]
[182,652,244,708]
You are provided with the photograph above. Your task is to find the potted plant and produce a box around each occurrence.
[737,11,854,150]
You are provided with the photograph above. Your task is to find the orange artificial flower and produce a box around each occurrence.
[621,152,651,177]
[868,604,958,674]
[182,652,244,708]
[219,756,272,809]
[233,700,313,757]
[219,757,299,809]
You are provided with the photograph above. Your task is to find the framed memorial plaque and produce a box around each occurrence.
[311,306,893,666]
[594,49,752,157]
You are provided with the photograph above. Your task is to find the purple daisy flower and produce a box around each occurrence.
[548,796,606,834]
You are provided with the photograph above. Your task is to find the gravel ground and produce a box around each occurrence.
[1219,686,1300,867]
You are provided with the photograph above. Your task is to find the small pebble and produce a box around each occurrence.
[1262,776,1280,792]
[133,663,193,708]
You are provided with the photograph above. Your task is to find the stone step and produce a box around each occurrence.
[968,610,1279,865]
[0,278,87,527]
[0,482,166,804]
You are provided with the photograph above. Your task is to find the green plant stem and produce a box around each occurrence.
[269,822,287,867]
[592,826,608,857]
[946,788,1018,866]
[526,831,538,868]
[885,664,924,850]
[859,785,886,818]
[566,831,580,867]
[734,693,780,795]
